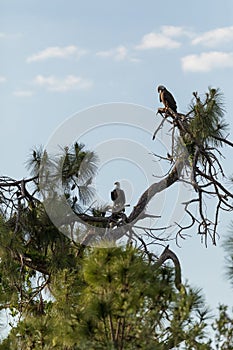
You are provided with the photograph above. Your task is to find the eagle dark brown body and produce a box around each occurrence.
[111,181,126,213]
[158,85,177,113]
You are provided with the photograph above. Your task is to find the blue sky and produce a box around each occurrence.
[1,0,233,317]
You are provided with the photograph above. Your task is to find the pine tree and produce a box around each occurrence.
[1,88,233,349]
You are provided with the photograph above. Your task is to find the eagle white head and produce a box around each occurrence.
[114,181,120,188]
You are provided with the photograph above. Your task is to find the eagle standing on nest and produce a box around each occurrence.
[111,181,126,213]
[157,85,177,113]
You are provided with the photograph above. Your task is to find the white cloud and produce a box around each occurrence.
[181,51,233,72]
[161,25,193,38]
[96,45,139,62]
[0,33,6,38]
[13,90,34,97]
[96,26,192,59]
[0,76,7,83]
[33,74,93,92]
[27,45,87,63]
[97,46,126,60]
[136,32,181,50]
[135,26,195,50]
[192,26,233,47]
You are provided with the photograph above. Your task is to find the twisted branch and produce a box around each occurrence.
[155,245,183,291]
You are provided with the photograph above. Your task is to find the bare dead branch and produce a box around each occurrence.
[128,159,185,224]
[152,113,169,140]
[155,245,182,291]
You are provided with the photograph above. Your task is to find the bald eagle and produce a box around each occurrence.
[158,85,177,113]
[111,182,126,213]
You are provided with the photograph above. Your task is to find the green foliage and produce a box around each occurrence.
[212,305,233,349]
[188,88,227,147]
[0,245,214,349]
[222,225,233,289]
[59,142,98,206]
[0,100,232,349]
[26,145,44,177]
[179,88,227,165]
[26,142,98,211]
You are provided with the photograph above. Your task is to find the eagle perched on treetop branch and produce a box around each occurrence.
[158,85,177,113]
[111,181,126,213]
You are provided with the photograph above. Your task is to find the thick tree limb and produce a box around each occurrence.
[127,159,185,224]
[104,159,185,241]
[47,159,185,245]
[7,247,50,276]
